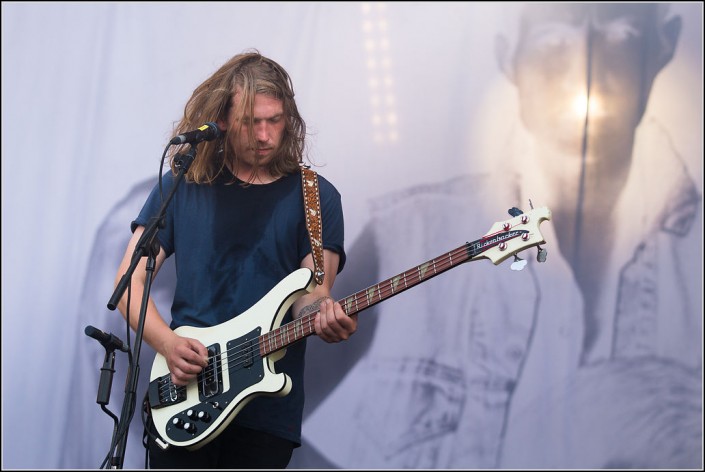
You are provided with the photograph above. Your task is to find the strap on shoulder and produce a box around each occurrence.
[301,166,325,285]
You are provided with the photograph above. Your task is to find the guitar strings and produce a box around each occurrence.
[156,216,552,399]
[158,221,539,397]
[154,244,475,399]
[166,224,535,389]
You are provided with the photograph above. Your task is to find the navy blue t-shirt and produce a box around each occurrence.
[132,168,345,445]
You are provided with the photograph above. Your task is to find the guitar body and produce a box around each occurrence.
[148,268,315,449]
[147,206,552,451]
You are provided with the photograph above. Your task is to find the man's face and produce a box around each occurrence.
[512,3,665,151]
[225,91,287,169]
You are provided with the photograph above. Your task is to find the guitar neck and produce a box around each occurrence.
[260,238,487,356]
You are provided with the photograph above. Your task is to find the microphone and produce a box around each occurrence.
[169,122,222,145]
[85,325,129,353]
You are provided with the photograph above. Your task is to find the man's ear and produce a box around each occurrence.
[495,33,516,84]
[655,15,682,72]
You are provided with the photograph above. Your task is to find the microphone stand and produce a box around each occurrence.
[105,144,197,469]
[95,342,122,470]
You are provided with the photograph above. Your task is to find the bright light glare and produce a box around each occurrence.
[572,94,605,118]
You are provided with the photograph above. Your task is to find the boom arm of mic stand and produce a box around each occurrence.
[107,144,197,311]
[103,144,196,468]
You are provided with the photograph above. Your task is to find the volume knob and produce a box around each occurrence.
[183,422,197,434]
[171,417,184,429]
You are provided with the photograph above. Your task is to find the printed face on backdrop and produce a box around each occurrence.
[502,3,680,155]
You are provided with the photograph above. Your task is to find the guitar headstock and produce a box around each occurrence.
[469,206,552,265]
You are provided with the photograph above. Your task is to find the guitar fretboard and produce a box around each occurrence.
[258,224,535,357]
[258,234,503,357]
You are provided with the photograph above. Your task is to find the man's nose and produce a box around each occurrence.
[255,122,269,142]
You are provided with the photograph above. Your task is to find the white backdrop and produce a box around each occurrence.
[1,2,702,469]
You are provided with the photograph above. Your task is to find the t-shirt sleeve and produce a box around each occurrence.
[318,176,346,273]
[130,173,176,257]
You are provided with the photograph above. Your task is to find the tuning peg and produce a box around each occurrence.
[537,246,547,263]
[508,207,523,217]
[510,254,527,271]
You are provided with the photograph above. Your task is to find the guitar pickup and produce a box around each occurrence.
[148,375,186,409]
[241,339,254,368]
[198,344,223,400]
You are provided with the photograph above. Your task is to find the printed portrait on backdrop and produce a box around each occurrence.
[296,3,702,469]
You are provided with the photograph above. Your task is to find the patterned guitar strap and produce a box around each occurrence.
[301,166,325,285]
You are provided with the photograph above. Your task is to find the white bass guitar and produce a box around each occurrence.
[147,206,552,449]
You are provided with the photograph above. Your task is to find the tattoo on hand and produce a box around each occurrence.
[295,297,330,320]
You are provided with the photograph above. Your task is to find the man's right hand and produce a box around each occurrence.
[163,335,209,386]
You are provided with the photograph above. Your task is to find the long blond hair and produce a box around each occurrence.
[170,50,307,184]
